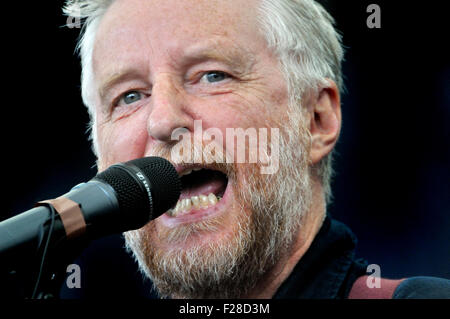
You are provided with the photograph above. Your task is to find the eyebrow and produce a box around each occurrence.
[181,42,256,74]
[99,69,145,102]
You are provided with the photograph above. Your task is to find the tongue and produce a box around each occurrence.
[180,171,227,200]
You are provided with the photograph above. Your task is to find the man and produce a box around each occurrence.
[62,0,450,299]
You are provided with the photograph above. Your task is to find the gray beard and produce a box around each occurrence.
[124,115,312,299]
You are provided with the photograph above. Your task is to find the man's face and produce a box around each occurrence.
[93,0,312,298]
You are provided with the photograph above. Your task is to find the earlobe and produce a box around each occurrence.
[309,80,341,165]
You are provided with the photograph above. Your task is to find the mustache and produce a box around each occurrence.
[146,140,244,180]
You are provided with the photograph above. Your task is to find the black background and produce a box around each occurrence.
[2,0,449,297]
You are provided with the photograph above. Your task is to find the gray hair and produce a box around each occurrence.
[63,0,344,204]
[256,0,344,204]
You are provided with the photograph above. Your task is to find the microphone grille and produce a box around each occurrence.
[95,157,181,231]
[125,156,181,218]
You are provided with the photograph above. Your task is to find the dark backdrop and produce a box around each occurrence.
[2,0,449,297]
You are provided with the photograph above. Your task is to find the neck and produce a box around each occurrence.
[245,178,326,298]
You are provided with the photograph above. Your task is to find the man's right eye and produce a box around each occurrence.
[119,91,142,105]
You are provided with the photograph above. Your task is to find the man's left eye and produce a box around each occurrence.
[201,71,229,83]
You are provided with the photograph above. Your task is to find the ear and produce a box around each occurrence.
[308,80,342,165]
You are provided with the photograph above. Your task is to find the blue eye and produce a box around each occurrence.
[202,71,229,83]
[121,91,142,105]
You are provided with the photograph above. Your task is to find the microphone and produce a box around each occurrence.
[0,156,181,267]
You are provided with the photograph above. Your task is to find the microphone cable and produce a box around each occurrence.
[31,203,56,299]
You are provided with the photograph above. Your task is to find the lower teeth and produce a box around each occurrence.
[169,193,221,217]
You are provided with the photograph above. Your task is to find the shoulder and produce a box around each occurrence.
[393,276,450,299]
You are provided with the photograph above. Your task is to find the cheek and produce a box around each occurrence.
[96,111,150,167]
[196,94,271,131]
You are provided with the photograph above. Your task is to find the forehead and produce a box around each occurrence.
[97,0,260,33]
[93,0,264,74]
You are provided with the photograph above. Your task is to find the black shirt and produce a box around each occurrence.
[274,216,368,298]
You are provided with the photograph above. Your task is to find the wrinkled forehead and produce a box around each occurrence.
[92,0,265,74]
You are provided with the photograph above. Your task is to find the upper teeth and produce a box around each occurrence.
[168,193,221,217]
[179,167,202,177]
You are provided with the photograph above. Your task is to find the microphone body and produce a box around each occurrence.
[0,181,118,262]
[0,157,181,270]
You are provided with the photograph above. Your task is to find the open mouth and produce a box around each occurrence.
[167,167,229,218]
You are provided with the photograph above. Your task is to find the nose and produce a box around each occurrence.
[147,74,192,143]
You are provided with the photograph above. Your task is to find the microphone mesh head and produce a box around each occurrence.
[125,157,181,218]
[95,157,181,231]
